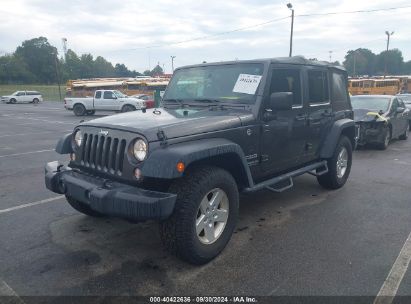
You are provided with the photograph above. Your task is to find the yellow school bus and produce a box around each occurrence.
[348,78,400,95]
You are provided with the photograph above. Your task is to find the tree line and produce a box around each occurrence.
[1,36,410,84]
[0,37,164,84]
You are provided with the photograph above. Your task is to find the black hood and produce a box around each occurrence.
[353,108,386,123]
[80,107,254,142]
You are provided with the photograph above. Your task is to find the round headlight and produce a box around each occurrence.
[133,139,147,161]
[74,130,83,147]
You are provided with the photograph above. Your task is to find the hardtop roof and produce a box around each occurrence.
[176,56,346,71]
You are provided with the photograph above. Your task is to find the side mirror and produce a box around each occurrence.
[113,96,118,99]
[270,92,293,111]
[396,107,405,113]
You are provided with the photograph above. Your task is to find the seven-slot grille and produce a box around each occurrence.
[79,133,127,175]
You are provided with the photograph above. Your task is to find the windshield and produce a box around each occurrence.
[11,91,19,96]
[113,90,127,98]
[164,63,264,104]
[351,96,391,112]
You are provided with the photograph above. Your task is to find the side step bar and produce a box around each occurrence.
[244,161,328,193]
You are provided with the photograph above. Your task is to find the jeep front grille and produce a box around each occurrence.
[79,133,127,175]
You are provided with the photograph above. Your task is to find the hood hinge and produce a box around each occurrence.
[157,129,168,146]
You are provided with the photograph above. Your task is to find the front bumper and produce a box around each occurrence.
[356,123,386,145]
[45,161,176,221]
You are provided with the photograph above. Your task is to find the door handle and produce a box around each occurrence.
[321,111,334,117]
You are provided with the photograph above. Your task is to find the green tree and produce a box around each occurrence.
[15,37,58,83]
[375,49,404,75]
[93,56,115,77]
[0,55,35,84]
[151,64,164,76]
[343,48,376,76]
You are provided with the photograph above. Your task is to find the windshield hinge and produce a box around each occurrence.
[157,129,168,146]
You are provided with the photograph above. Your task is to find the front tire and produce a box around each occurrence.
[10,98,17,104]
[399,127,409,140]
[377,126,391,150]
[159,166,239,265]
[66,195,104,217]
[317,135,352,190]
[121,105,136,112]
[86,110,95,116]
[73,104,86,116]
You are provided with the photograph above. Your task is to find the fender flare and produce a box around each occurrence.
[121,103,137,111]
[55,133,73,154]
[320,119,356,158]
[141,138,254,186]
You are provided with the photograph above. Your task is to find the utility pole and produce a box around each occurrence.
[384,31,394,79]
[171,55,176,73]
[287,3,294,57]
[53,53,62,102]
[62,38,68,61]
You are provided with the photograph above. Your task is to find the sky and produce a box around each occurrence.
[0,0,410,73]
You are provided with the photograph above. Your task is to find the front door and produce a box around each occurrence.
[260,65,308,175]
[100,91,120,111]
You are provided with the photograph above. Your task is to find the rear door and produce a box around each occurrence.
[260,64,307,174]
[305,67,334,161]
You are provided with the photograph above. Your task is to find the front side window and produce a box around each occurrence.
[269,68,302,106]
[95,91,102,99]
[164,63,264,104]
[308,70,329,104]
[103,91,114,99]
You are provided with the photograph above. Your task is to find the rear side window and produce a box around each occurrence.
[308,70,329,104]
[270,68,302,106]
[95,91,102,99]
[331,72,350,111]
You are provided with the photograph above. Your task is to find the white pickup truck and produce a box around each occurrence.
[64,90,146,116]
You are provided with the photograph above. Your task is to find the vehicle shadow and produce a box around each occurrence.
[46,175,331,296]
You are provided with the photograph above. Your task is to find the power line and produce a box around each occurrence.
[108,4,411,53]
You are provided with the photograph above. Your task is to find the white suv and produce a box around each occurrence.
[1,91,43,104]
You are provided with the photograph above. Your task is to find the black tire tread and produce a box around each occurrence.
[159,166,238,264]
[317,135,352,190]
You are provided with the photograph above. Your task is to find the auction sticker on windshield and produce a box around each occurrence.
[233,74,262,95]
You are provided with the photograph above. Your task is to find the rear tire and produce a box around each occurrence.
[317,136,352,190]
[159,166,239,265]
[66,195,104,217]
[33,98,39,103]
[73,104,86,116]
[121,105,136,112]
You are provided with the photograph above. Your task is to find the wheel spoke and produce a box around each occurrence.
[214,209,228,223]
[199,197,208,214]
[204,223,215,242]
[209,190,222,207]
[196,214,206,235]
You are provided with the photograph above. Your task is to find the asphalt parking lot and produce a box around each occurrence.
[0,102,410,300]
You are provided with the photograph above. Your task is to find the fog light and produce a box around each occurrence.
[70,153,76,161]
[134,168,142,180]
[176,162,185,173]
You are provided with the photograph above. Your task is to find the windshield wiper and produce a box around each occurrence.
[194,98,221,103]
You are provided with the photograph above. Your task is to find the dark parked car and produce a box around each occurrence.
[396,94,411,129]
[45,57,356,264]
[351,95,409,149]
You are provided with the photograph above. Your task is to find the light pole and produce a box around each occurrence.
[52,52,62,102]
[329,50,333,62]
[384,31,394,78]
[287,3,294,57]
[171,55,176,73]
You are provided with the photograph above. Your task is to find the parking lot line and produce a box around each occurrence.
[374,231,411,304]
[0,196,64,215]
[0,279,25,303]
[0,131,71,138]
[0,149,55,158]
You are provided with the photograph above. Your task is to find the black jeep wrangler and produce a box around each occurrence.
[45,57,356,264]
